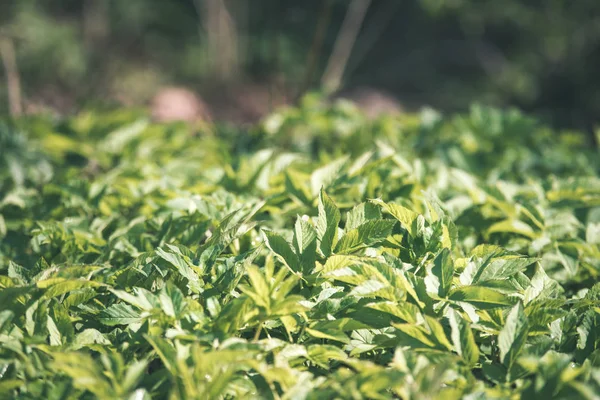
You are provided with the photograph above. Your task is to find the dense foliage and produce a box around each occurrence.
[1,99,600,399]
[2,0,600,130]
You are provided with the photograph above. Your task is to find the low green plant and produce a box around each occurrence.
[1,101,599,399]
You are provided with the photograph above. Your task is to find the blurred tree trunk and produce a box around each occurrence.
[83,0,109,50]
[199,0,240,83]
[0,36,22,116]
[82,0,111,101]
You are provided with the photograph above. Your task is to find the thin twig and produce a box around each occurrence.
[321,0,372,94]
[344,1,401,78]
[298,0,334,100]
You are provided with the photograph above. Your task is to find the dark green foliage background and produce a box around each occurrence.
[1,0,600,134]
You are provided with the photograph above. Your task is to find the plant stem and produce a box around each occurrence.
[253,322,263,341]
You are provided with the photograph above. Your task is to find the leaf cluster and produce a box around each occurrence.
[1,103,599,399]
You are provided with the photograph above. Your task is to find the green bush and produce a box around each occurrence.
[0,101,599,399]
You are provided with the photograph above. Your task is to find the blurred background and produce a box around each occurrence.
[0,0,599,134]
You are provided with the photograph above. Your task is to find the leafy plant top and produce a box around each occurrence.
[1,102,599,399]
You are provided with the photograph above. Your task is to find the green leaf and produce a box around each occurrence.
[156,246,202,292]
[263,230,302,273]
[99,303,142,326]
[487,219,537,239]
[47,314,62,346]
[498,302,529,368]
[121,359,149,393]
[293,217,317,255]
[145,335,178,374]
[305,328,350,344]
[100,119,149,153]
[335,219,396,254]
[449,286,516,309]
[310,157,348,195]
[371,199,419,237]
[0,380,22,395]
[322,255,406,301]
[271,295,307,316]
[49,303,74,344]
[431,248,454,297]
[346,202,382,231]
[52,352,116,399]
[316,189,341,257]
[365,301,420,324]
[524,265,561,304]
[240,265,271,310]
[159,283,185,318]
[71,329,111,350]
[37,279,104,299]
[307,344,348,368]
[587,222,600,244]
[425,315,454,351]
[473,256,538,284]
[448,309,479,366]
[285,169,312,205]
[111,287,159,311]
[312,318,371,332]
[393,323,437,348]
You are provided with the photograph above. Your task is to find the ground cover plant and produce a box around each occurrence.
[1,99,600,399]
